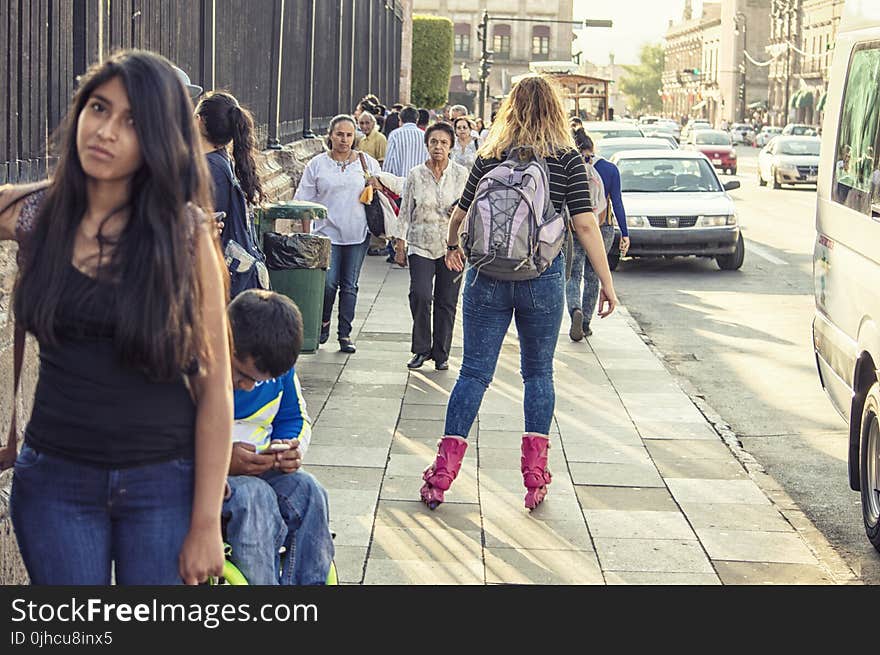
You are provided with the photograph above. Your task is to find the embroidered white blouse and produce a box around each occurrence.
[398,160,469,260]
[293,151,381,245]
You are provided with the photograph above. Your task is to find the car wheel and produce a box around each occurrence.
[860,382,880,551]
[758,168,766,186]
[716,234,744,271]
[772,168,782,189]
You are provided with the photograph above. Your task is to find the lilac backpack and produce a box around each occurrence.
[463,147,569,281]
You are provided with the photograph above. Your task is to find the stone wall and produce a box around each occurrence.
[0,137,325,584]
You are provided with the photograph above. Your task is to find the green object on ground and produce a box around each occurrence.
[257,201,331,354]
[269,267,326,353]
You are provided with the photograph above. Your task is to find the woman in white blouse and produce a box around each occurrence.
[395,122,468,371]
[294,114,381,354]
[451,117,479,170]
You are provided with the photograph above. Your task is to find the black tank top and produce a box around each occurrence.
[18,193,197,467]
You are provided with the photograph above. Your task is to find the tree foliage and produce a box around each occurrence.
[411,15,454,108]
[619,43,664,114]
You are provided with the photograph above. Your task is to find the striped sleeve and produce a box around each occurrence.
[563,150,592,216]
[456,156,490,212]
[382,131,401,176]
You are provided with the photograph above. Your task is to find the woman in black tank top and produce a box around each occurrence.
[0,51,233,585]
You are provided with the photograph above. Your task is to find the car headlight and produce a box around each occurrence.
[778,162,798,172]
[627,216,647,228]
[697,215,730,227]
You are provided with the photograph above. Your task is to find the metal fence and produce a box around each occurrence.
[1,0,404,184]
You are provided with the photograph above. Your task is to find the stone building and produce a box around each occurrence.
[662,0,771,127]
[767,0,845,126]
[412,0,575,116]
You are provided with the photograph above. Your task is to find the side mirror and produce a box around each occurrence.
[723,180,741,191]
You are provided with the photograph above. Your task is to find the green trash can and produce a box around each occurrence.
[259,201,331,354]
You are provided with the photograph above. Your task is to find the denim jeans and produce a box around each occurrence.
[11,443,193,585]
[324,236,370,339]
[444,254,565,437]
[565,224,615,327]
[223,469,334,585]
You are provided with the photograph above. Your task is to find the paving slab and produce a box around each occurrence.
[575,485,680,512]
[652,457,750,480]
[363,558,484,585]
[569,461,665,487]
[583,510,697,540]
[695,527,818,564]
[713,560,834,585]
[666,478,772,505]
[679,502,795,533]
[369,525,483,563]
[484,547,604,584]
[604,571,721,585]
[593,538,714,573]
[304,444,389,469]
[644,439,736,461]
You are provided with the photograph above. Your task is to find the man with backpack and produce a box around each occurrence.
[568,129,630,340]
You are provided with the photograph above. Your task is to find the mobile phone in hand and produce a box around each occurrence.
[264,442,291,453]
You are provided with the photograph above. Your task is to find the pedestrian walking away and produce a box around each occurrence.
[419,75,619,511]
[196,90,269,299]
[395,121,469,371]
[293,114,382,354]
[0,50,233,585]
[383,106,429,178]
[567,130,630,340]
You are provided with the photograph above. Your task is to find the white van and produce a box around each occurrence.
[813,0,880,552]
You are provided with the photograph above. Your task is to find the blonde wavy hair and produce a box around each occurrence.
[478,75,576,160]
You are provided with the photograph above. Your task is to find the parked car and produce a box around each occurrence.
[730,122,756,146]
[757,136,821,188]
[812,1,880,552]
[656,119,682,141]
[595,136,675,160]
[638,130,680,149]
[639,115,662,125]
[681,120,711,141]
[608,149,743,270]
[582,120,645,140]
[682,129,738,175]
[755,125,783,147]
[782,123,819,136]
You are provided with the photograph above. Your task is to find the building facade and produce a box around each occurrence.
[412,0,575,115]
[662,0,771,127]
[767,0,844,126]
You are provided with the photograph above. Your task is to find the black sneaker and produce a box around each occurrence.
[319,322,330,345]
[584,325,593,338]
[569,309,584,342]
[339,338,356,354]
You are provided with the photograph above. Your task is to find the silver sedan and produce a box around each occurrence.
[757,136,821,188]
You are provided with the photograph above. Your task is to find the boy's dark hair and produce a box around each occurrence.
[573,127,593,153]
[392,103,404,111]
[417,108,430,127]
[228,290,303,377]
[400,105,419,124]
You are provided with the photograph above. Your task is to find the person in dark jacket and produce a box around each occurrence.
[196,91,269,298]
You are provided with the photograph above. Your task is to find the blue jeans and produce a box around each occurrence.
[565,224,615,327]
[324,236,370,339]
[11,443,193,585]
[444,255,565,437]
[223,470,334,585]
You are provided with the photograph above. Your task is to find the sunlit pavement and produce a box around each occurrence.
[296,247,856,584]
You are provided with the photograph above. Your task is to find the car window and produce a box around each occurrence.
[695,132,731,145]
[599,142,672,159]
[617,158,722,193]
[779,140,821,156]
[833,42,880,214]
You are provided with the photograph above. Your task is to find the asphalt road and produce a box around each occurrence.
[611,145,880,583]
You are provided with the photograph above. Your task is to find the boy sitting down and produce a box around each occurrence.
[224,289,334,584]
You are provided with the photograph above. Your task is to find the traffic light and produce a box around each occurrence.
[476,23,485,43]
[480,50,494,79]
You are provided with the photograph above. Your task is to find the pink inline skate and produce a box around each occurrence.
[521,433,552,510]
[420,436,468,510]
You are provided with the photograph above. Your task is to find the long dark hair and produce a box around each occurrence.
[14,49,220,382]
[196,91,263,205]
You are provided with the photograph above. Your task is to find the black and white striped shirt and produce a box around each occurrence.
[457,148,592,216]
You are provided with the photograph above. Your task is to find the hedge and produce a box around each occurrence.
[412,15,453,109]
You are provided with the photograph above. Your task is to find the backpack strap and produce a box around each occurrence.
[5,322,25,454]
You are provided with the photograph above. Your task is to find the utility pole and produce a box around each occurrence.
[783,0,796,126]
[735,11,747,123]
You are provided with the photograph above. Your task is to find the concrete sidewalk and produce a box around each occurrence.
[300,257,852,585]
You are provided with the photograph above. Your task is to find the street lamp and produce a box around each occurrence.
[734,11,747,122]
